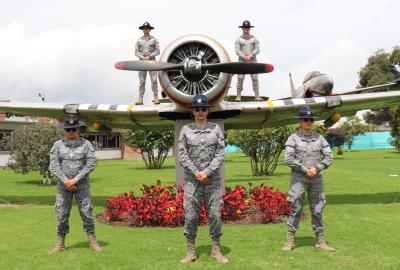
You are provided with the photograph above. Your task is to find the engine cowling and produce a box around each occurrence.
[158,35,231,107]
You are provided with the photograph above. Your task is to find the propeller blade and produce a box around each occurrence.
[114,61,184,71]
[203,62,274,74]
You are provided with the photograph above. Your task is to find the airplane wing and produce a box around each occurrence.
[222,90,400,129]
[337,80,400,95]
[0,102,177,130]
[2,90,400,131]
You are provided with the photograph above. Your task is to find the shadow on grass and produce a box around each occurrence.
[294,236,315,248]
[16,177,101,186]
[127,165,176,171]
[2,192,400,206]
[196,244,231,258]
[327,192,400,204]
[227,173,291,183]
[0,196,109,206]
[68,240,109,250]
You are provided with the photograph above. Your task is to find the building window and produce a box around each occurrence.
[85,133,120,149]
[102,134,120,149]
[0,130,12,151]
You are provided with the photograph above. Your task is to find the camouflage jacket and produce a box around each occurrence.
[285,131,333,181]
[235,34,260,62]
[178,122,225,180]
[49,137,96,183]
[135,35,160,60]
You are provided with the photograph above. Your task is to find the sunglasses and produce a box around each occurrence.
[194,108,207,112]
[65,128,78,132]
[301,118,314,123]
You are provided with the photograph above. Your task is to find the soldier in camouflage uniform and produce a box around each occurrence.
[282,106,336,252]
[135,22,160,105]
[235,20,261,102]
[49,115,101,253]
[178,94,228,264]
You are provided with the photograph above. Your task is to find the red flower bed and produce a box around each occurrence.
[100,181,291,227]
[249,183,291,223]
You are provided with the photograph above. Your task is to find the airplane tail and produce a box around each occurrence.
[289,72,296,98]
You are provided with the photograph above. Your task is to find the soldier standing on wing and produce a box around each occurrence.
[49,115,101,253]
[178,94,228,264]
[134,22,160,105]
[282,106,336,252]
[235,20,261,102]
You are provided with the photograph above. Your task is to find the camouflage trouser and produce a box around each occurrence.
[237,74,259,92]
[55,181,95,236]
[183,179,223,241]
[286,179,326,233]
[138,71,158,95]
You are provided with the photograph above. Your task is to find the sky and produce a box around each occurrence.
[0,0,398,104]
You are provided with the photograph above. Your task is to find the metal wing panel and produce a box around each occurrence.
[0,102,177,130]
[223,91,400,130]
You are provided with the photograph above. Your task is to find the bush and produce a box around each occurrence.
[100,180,291,227]
[227,127,295,176]
[7,123,64,183]
[121,129,174,169]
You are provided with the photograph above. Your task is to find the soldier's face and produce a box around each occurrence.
[142,28,150,35]
[299,119,314,131]
[64,128,80,140]
[193,107,209,120]
[242,27,250,35]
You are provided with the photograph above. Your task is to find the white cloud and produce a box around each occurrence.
[0,0,398,107]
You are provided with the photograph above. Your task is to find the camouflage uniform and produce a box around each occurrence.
[285,131,333,233]
[49,137,96,236]
[135,35,160,96]
[235,34,260,93]
[178,122,225,241]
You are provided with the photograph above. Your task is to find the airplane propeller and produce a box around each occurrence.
[114,60,274,74]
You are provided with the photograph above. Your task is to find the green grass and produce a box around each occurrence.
[1,150,400,270]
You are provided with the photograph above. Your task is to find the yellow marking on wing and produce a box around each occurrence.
[127,104,134,111]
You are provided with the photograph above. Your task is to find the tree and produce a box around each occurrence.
[340,116,368,150]
[358,46,400,129]
[121,129,174,169]
[227,126,295,176]
[326,128,347,155]
[7,123,64,184]
[358,46,400,150]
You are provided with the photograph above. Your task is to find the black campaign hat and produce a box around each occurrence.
[296,106,320,119]
[239,20,254,28]
[139,22,154,30]
[189,94,215,108]
[58,114,85,129]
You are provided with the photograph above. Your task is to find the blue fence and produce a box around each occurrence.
[225,131,394,153]
[344,131,394,150]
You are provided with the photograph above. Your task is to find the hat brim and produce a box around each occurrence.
[139,26,154,30]
[238,26,254,28]
[291,116,320,119]
[58,121,85,129]
[188,104,215,108]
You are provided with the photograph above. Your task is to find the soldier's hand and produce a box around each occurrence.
[64,179,77,191]
[143,56,151,61]
[307,167,317,178]
[196,171,208,184]
[244,55,252,62]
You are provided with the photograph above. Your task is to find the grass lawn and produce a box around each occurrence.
[1,149,400,270]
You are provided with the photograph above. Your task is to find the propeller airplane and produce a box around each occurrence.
[1,33,400,185]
